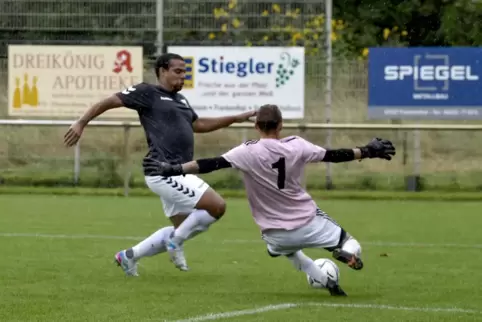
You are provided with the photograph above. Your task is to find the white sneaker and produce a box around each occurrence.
[114,250,139,276]
[167,239,189,271]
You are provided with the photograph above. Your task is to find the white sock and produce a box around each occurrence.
[286,251,327,286]
[186,224,209,240]
[130,226,175,260]
[171,210,216,244]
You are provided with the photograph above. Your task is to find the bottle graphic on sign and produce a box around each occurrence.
[30,76,39,107]
[12,74,40,109]
[13,77,21,109]
[22,74,31,105]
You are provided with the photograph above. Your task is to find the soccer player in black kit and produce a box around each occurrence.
[64,53,256,276]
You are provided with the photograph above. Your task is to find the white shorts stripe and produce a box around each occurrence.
[145,174,210,217]
[160,177,196,198]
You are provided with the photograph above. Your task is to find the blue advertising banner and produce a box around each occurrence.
[368,47,482,119]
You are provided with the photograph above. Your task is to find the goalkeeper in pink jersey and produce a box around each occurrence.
[145,104,396,296]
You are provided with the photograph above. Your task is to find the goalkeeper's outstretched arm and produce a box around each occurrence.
[322,148,363,163]
[321,138,396,163]
[146,137,396,177]
[180,157,232,175]
[144,157,232,177]
[143,142,246,177]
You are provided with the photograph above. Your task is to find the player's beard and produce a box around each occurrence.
[174,82,184,92]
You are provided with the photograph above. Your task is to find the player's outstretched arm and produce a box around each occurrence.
[192,111,256,133]
[322,138,396,163]
[64,83,152,147]
[63,95,124,147]
[143,156,233,177]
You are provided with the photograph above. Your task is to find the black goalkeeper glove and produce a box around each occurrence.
[358,138,396,160]
[143,158,184,177]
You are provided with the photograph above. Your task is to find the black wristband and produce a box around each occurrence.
[323,149,356,163]
[357,146,370,159]
[197,157,232,174]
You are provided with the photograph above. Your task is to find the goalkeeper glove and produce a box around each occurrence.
[143,158,184,177]
[358,138,396,160]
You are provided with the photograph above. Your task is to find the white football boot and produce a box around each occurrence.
[114,250,139,276]
[166,238,189,271]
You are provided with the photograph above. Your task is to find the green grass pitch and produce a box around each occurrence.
[0,194,481,322]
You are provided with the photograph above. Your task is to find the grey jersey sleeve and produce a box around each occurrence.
[115,82,153,111]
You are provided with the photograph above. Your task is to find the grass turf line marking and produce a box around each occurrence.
[1,232,482,249]
[168,304,296,322]
[168,302,480,322]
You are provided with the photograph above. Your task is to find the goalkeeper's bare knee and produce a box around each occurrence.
[341,237,362,258]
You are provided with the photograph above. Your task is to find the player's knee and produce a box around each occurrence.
[342,237,362,258]
[211,199,227,218]
[196,188,226,219]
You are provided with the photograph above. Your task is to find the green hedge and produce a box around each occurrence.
[1,186,481,202]
[2,170,482,193]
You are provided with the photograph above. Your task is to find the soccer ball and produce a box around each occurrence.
[306,258,340,289]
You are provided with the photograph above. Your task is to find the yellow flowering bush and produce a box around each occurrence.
[161,1,412,60]
[209,1,350,57]
[359,26,409,60]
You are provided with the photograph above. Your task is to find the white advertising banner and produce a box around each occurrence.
[168,46,305,119]
[8,45,143,118]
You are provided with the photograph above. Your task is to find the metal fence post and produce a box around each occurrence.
[300,126,308,190]
[74,142,80,185]
[413,128,421,190]
[123,125,131,197]
[156,0,164,56]
[324,0,333,190]
[407,128,421,191]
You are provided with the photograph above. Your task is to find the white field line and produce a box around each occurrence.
[0,232,482,249]
[168,302,480,322]
[0,232,141,241]
[168,304,296,322]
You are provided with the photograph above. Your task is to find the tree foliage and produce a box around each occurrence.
[0,0,481,59]
[334,0,482,57]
